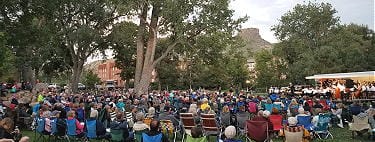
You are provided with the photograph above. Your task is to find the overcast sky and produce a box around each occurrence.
[230,0,375,43]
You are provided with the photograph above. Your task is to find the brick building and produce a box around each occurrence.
[97,59,124,87]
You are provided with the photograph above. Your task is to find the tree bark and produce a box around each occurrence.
[70,56,84,93]
[134,3,148,95]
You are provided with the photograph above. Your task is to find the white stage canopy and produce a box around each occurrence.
[305,71,375,81]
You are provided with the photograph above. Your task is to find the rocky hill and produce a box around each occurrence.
[237,28,272,58]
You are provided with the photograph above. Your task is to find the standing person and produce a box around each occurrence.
[332,103,344,128]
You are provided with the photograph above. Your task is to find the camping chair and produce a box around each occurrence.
[160,120,179,142]
[201,113,221,138]
[264,104,273,112]
[269,115,283,132]
[180,113,195,141]
[49,118,70,142]
[134,129,148,142]
[66,119,86,142]
[186,134,208,142]
[313,113,333,139]
[110,129,124,142]
[34,117,48,142]
[283,126,304,142]
[273,104,282,112]
[297,116,314,131]
[236,113,250,136]
[142,133,162,142]
[220,112,231,128]
[245,120,270,142]
[349,115,370,138]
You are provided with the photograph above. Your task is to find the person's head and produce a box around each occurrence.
[116,112,124,121]
[271,107,279,114]
[67,110,75,118]
[148,107,155,117]
[191,126,203,138]
[262,110,270,118]
[149,119,160,132]
[136,112,145,122]
[52,110,61,118]
[224,126,236,139]
[0,117,14,132]
[288,117,298,126]
[222,105,230,113]
[257,110,264,116]
[298,107,305,114]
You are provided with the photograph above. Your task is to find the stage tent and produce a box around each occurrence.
[305,71,375,82]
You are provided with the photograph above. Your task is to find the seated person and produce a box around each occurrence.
[349,102,362,116]
[141,120,169,142]
[191,126,204,138]
[133,112,149,131]
[158,106,179,127]
[87,111,106,137]
[223,126,242,142]
[279,117,310,142]
[67,111,84,137]
[110,112,130,141]
[252,110,273,131]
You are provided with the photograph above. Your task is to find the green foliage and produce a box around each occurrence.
[269,2,375,85]
[109,22,138,82]
[82,70,101,89]
[0,32,16,80]
[157,32,250,90]
[254,49,287,88]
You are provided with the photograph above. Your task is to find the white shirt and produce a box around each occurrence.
[370,86,375,92]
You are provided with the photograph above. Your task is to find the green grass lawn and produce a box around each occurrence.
[22,126,374,142]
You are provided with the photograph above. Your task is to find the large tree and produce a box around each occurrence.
[118,0,247,96]
[271,2,375,84]
[42,0,124,92]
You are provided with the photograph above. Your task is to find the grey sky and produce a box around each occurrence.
[230,0,375,43]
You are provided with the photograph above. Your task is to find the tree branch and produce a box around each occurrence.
[152,40,179,67]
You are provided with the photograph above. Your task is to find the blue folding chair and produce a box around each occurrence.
[66,119,85,142]
[34,117,48,142]
[86,119,97,139]
[264,104,273,112]
[142,133,162,142]
[297,116,314,131]
[313,114,333,139]
[273,104,282,111]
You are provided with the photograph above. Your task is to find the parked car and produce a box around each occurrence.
[105,80,116,90]
[78,83,86,90]
[48,83,60,88]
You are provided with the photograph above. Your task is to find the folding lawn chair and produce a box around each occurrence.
[201,114,221,138]
[297,116,314,131]
[180,113,195,142]
[313,113,333,139]
[283,126,304,142]
[349,115,370,138]
[245,120,270,142]
[160,120,179,142]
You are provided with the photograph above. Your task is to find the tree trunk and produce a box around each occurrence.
[134,4,148,95]
[71,60,83,93]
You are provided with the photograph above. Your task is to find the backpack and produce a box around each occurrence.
[248,102,257,113]
[56,118,67,136]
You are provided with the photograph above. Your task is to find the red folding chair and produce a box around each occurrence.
[269,115,283,131]
[245,120,270,142]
